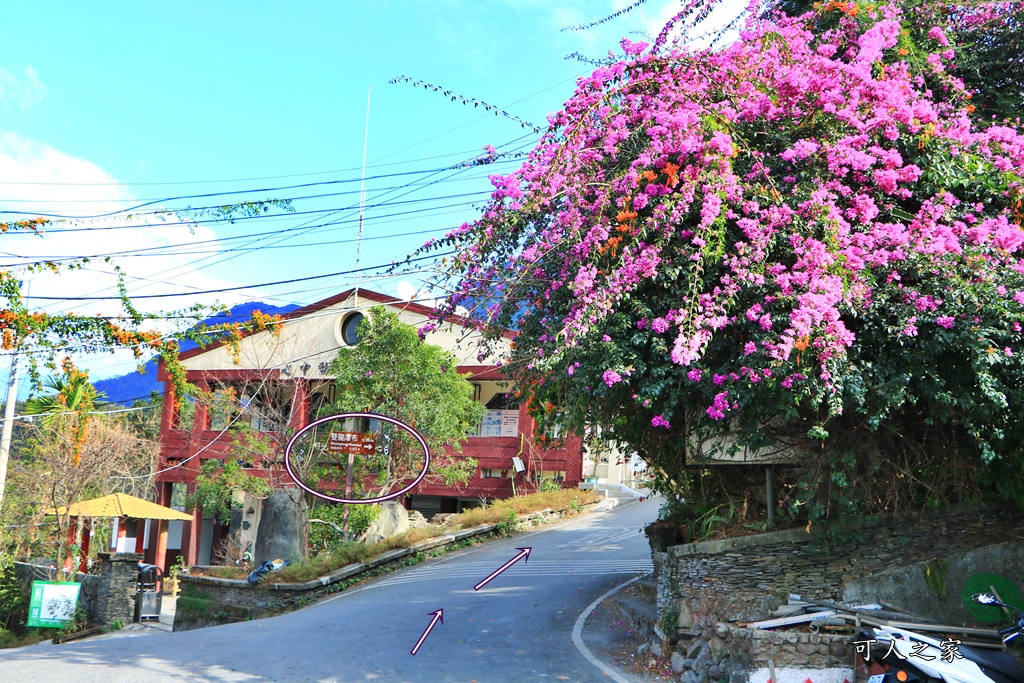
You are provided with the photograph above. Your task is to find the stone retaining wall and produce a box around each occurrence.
[654,506,1024,683]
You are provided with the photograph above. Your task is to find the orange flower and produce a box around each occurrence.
[794,336,810,352]
[641,170,658,182]
[603,236,623,257]
[616,209,638,223]
[663,163,680,188]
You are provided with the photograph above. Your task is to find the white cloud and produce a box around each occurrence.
[396,281,418,301]
[0,66,46,109]
[0,133,257,380]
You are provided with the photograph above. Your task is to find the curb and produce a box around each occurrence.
[573,574,649,683]
[182,504,599,593]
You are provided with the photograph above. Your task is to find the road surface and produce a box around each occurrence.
[0,499,658,682]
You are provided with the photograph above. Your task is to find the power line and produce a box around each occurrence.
[0,145,519,188]
[21,251,454,301]
[20,133,535,319]
[0,189,491,237]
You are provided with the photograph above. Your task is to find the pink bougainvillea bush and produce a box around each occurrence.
[427,0,1024,517]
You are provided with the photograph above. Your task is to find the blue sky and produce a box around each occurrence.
[0,0,745,384]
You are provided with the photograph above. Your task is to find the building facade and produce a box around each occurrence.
[147,289,583,571]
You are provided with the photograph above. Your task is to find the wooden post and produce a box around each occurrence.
[766,466,776,527]
[342,450,355,538]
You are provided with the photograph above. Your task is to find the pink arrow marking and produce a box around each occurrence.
[410,609,443,656]
[473,547,532,591]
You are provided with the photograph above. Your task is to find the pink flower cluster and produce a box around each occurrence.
[437,0,1024,432]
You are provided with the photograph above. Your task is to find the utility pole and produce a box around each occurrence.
[0,355,19,515]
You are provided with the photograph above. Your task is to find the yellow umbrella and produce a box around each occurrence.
[46,492,192,574]
[46,492,192,521]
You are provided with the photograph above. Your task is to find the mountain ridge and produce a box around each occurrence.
[93,301,300,405]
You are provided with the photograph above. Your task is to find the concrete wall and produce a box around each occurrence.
[843,539,1024,624]
[181,294,510,374]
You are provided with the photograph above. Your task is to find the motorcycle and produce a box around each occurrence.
[856,593,1024,683]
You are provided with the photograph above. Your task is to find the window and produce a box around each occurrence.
[207,382,289,432]
[341,313,364,346]
[481,469,506,478]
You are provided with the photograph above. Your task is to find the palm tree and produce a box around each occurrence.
[24,362,104,465]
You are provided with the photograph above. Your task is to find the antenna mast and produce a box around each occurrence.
[354,85,371,310]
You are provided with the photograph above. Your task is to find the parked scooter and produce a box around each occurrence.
[856,593,1024,683]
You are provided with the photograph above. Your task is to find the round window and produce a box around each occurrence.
[341,312,364,346]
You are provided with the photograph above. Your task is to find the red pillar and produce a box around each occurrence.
[155,520,169,574]
[78,519,91,573]
[176,385,208,567]
[182,499,202,566]
[289,377,309,430]
[116,516,128,552]
[160,376,177,432]
[135,519,146,554]
[64,520,77,572]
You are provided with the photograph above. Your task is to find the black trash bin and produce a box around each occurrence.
[134,563,163,622]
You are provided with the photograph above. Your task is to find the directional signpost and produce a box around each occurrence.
[328,431,377,456]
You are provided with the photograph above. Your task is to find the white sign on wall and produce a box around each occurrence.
[479,410,520,437]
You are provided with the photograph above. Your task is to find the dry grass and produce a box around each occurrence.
[192,488,601,585]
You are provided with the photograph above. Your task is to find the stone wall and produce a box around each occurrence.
[654,506,1024,683]
[12,558,122,627]
[93,552,141,626]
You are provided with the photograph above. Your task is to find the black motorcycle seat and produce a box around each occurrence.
[959,644,1024,682]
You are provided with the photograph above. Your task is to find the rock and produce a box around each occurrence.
[638,643,650,655]
[651,640,663,657]
[407,510,429,529]
[678,599,695,629]
[687,638,704,659]
[680,671,700,683]
[708,665,723,679]
[432,512,459,527]
[254,489,306,564]
[671,652,687,673]
[362,501,410,544]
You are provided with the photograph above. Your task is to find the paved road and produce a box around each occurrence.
[0,499,658,682]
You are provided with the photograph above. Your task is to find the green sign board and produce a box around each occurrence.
[27,581,81,628]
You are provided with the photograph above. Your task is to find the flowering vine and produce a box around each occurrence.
[426,0,1024,505]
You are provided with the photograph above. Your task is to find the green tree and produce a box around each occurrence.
[323,306,485,497]
[186,459,272,525]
